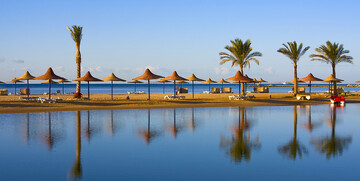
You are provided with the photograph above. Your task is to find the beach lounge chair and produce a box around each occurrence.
[229,95,255,100]
[19,96,39,101]
[203,91,210,94]
[127,91,145,94]
[164,95,185,100]
[38,97,63,103]
[296,94,311,100]
[211,88,220,94]
[221,87,232,93]
[0,89,8,95]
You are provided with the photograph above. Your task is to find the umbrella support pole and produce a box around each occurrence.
[238,82,241,97]
[111,81,113,100]
[163,82,165,94]
[27,80,30,98]
[192,81,194,99]
[14,82,17,95]
[49,81,51,99]
[88,81,90,100]
[62,82,65,95]
[173,81,176,97]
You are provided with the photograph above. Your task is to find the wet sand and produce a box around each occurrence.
[0,92,359,114]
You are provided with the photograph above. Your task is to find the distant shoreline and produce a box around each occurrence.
[1,92,360,114]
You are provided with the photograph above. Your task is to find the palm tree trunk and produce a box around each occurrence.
[76,47,81,96]
[240,66,245,95]
[294,64,298,95]
[332,64,337,95]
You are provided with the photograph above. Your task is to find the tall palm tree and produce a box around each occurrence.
[219,39,262,95]
[67,25,83,98]
[277,41,310,95]
[310,41,353,95]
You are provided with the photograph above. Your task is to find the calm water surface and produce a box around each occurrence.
[0,105,359,180]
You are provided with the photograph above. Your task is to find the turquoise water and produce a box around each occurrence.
[0,105,358,180]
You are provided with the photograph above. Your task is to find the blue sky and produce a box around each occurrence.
[0,0,359,83]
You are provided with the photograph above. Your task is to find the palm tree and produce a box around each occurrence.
[277,41,310,95]
[310,41,353,95]
[219,39,262,95]
[67,25,83,98]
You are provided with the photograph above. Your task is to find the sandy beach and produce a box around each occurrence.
[1,92,359,114]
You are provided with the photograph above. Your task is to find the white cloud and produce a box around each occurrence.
[13,59,25,63]
[134,65,160,74]
[264,67,273,74]
[89,66,104,73]
[53,66,64,72]
[214,67,229,75]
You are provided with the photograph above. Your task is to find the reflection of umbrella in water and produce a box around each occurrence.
[44,112,55,151]
[162,71,187,97]
[220,107,260,162]
[137,109,160,144]
[299,73,323,94]
[188,108,198,132]
[323,74,343,96]
[84,111,93,142]
[157,79,170,94]
[187,74,204,99]
[217,78,229,91]
[17,71,36,98]
[34,68,65,99]
[133,68,163,100]
[56,79,71,94]
[108,110,120,136]
[73,71,103,100]
[168,109,184,138]
[202,78,217,92]
[301,105,320,132]
[102,73,126,100]
[311,105,352,159]
[278,106,308,160]
[226,71,252,96]
[68,111,82,180]
[7,78,23,94]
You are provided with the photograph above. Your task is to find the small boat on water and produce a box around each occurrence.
[330,96,345,105]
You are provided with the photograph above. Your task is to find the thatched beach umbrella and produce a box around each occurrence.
[7,78,23,94]
[34,68,65,99]
[244,74,255,92]
[187,74,204,99]
[102,73,126,100]
[258,78,267,85]
[217,78,230,90]
[56,79,71,94]
[288,78,305,84]
[202,78,217,92]
[41,79,59,84]
[157,79,170,94]
[226,71,252,96]
[128,79,143,92]
[323,74,343,96]
[162,71,187,97]
[73,71,103,100]
[299,73,323,94]
[176,80,188,88]
[133,68,163,100]
[0,81,4,84]
[17,71,36,98]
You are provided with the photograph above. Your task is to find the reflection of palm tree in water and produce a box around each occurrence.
[137,109,160,144]
[68,111,82,180]
[279,106,308,160]
[220,107,260,163]
[311,106,352,159]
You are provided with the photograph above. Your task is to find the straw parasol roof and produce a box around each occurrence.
[253,78,259,83]
[56,79,71,83]
[133,68,163,80]
[244,74,254,83]
[202,78,217,84]
[217,78,229,84]
[323,74,343,82]
[73,71,102,82]
[187,74,204,81]
[299,73,323,82]
[0,81,4,84]
[162,71,187,81]
[128,79,143,83]
[157,79,170,83]
[356,80,360,83]
[7,78,23,83]
[226,71,252,83]
[102,73,126,82]
[258,78,267,82]
[17,71,36,80]
[35,68,65,80]
[176,80,188,84]
[42,80,58,84]
[288,78,304,83]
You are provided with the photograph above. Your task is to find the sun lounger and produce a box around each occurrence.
[19,96,39,101]
[296,95,311,100]
[127,91,145,94]
[203,91,210,94]
[38,97,63,103]
[164,95,185,100]
[229,95,255,100]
